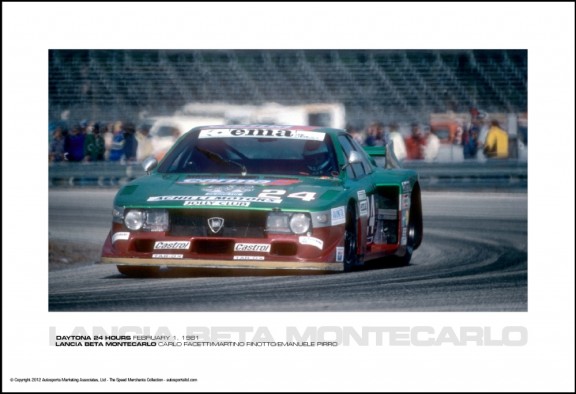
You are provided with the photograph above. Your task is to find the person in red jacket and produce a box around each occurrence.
[404,123,425,160]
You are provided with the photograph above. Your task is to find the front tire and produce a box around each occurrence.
[343,203,361,272]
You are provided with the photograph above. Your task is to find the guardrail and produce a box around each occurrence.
[49,162,147,187]
[403,160,527,190]
[49,160,527,190]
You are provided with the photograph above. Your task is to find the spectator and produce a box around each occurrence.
[404,123,425,160]
[136,124,154,161]
[363,122,385,146]
[102,122,113,161]
[346,124,364,145]
[476,111,490,148]
[387,123,407,161]
[84,122,105,161]
[518,114,528,147]
[422,127,440,162]
[49,126,66,162]
[79,119,88,135]
[123,122,138,163]
[462,107,482,159]
[64,124,86,162]
[462,121,480,159]
[108,121,125,162]
[462,120,480,159]
[483,119,509,159]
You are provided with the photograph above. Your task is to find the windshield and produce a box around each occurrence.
[158,128,339,177]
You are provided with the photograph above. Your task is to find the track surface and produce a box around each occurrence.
[49,189,527,311]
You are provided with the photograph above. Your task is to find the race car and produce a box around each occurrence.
[101,125,423,275]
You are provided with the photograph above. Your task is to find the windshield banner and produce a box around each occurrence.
[199,128,325,141]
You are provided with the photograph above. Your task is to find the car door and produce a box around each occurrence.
[337,133,378,254]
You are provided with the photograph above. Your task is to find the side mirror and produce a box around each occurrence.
[348,150,363,165]
[341,151,363,171]
[142,156,158,175]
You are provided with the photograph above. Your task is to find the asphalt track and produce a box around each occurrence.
[48,189,527,311]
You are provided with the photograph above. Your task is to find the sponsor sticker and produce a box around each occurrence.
[148,195,195,201]
[152,254,183,259]
[359,200,369,217]
[368,195,376,229]
[202,185,254,196]
[176,178,300,186]
[267,179,302,186]
[112,232,130,243]
[149,195,281,204]
[233,256,265,261]
[298,236,324,250]
[402,180,412,193]
[154,241,190,250]
[331,206,346,226]
[234,243,271,252]
[335,247,345,262]
[184,201,251,207]
[401,193,411,211]
[400,211,409,245]
[198,128,325,141]
[357,190,367,200]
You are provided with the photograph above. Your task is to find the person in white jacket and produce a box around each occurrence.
[387,123,407,161]
[423,127,440,162]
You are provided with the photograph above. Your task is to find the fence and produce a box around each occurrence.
[49,161,527,190]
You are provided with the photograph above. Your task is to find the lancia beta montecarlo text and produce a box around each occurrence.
[50,326,526,347]
[100,125,423,275]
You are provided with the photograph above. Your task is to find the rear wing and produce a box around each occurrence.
[363,141,402,169]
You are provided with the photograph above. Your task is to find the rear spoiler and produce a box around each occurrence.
[363,140,402,169]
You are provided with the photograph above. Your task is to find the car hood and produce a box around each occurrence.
[114,173,346,211]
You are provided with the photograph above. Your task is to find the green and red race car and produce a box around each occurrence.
[101,125,423,275]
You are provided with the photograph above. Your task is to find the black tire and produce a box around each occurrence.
[117,265,160,277]
[343,203,361,272]
[388,188,422,267]
[388,242,413,267]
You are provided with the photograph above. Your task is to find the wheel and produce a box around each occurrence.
[117,265,160,277]
[343,203,362,272]
[388,186,423,267]
[388,241,413,267]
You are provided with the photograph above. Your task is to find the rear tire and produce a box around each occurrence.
[387,187,422,266]
[117,265,160,277]
[388,245,413,267]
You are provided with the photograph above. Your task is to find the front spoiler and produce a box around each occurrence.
[100,257,344,272]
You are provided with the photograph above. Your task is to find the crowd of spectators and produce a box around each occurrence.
[50,113,516,165]
[49,120,152,164]
[350,110,515,163]
[355,120,443,162]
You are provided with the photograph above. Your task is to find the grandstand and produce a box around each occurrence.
[49,49,527,127]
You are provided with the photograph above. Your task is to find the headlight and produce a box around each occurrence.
[266,212,291,234]
[145,209,169,232]
[289,213,311,234]
[266,212,311,234]
[123,209,169,232]
[125,210,144,230]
